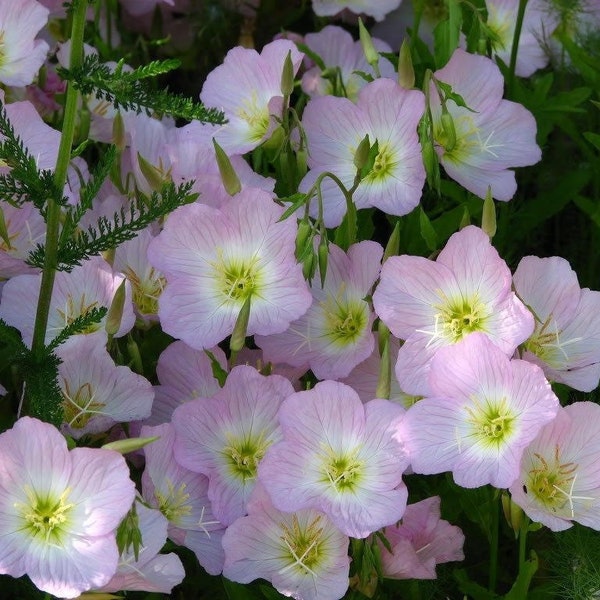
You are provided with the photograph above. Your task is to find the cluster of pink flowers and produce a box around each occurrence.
[0,0,599,599]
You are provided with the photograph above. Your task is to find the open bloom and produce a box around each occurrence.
[200,39,303,154]
[148,190,312,350]
[513,255,600,392]
[0,0,49,86]
[0,417,136,598]
[172,365,294,525]
[300,78,426,227]
[373,225,534,396]
[258,380,409,538]
[401,333,559,489]
[510,402,600,531]
[311,0,402,21]
[378,496,465,579]
[256,240,382,380]
[223,484,350,600]
[430,49,541,200]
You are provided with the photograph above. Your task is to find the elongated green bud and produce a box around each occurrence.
[353,134,371,172]
[0,205,11,248]
[230,295,251,353]
[112,111,126,151]
[398,39,415,89]
[302,250,316,282]
[213,138,241,196]
[358,18,380,75]
[318,236,329,287]
[102,436,160,454]
[460,205,471,229]
[137,152,164,192]
[105,279,126,337]
[295,218,313,260]
[280,50,295,97]
[482,186,497,238]
[440,107,456,152]
[383,221,400,263]
[376,324,391,400]
[501,491,524,538]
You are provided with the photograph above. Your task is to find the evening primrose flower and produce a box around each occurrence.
[0,417,136,598]
[402,334,559,489]
[373,225,534,396]
[509,402,600,531]
[0,0,49,87]
[256,240,382,380]
[430,49,541,200]
[172,365,294,525]
[147,190,312,350]
[223,484,350,600]
[200,39,304,154]
[300,78,426,227]
[141,423,226,575]
[311,0,402,22]
[513,255,600,392]
[258,380,409,538]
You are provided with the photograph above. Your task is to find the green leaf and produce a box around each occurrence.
[584,131,600,151]
[503,551,538,600]
[419,207,438,251]
[222,578,264,600]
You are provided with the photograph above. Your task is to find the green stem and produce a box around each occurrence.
[30,0,88,358]
[507,0,528,97]
[518,516,529,571]
[489,490,499,593]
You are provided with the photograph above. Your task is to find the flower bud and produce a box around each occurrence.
[280,50,295,97]
[353,134,371,172]
[398,39,415,89]
[358,18,380,75]
[102,435,160,455]
[0,205,11,248]
[105,279,126,337]
[112,111,126,151]
[482,186,497,238]
[137,152,165,192]
[213,138,241,196]
[440,107,456,152]
[230,295,251,353]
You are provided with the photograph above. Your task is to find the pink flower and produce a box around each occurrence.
[0,417,136,598]
[148,191,312,350]
[379,496,465,579]
[311,0,402,22]
[256,240,382,380]
[300,78,426,227]
[172,365,294,525]
[513,255,600,392]
[301,25,396,100]
[402,333,559,489]
[200,39,304,154]
[222,484,350,600]
[510,402,600,531]
[258,380,409,538]
[430,49,541,200]
[0,0,49,87]
[373,225,534,396]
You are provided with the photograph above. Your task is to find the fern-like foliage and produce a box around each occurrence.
[58,55,226,123]
[0,103,63,210]
[27,180,198,271]
[46,306,108,352]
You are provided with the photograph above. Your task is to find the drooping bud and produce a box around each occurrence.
[398,39,415,89]
[482,186,497,238]
[213,138,241,196]
[295,217,313,261]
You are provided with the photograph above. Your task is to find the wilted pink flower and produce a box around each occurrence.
[256,240,382,380]
[510,402,600,531]
[402,333,559,489]
[373,225,534,396]
[258,380,409,538]
[172,365,294,525]
[142,423,226,575]
[430,49,541,200]
[301,25,396,100]
[0,417,136,598]
[200,39,304,154]
[148,191,312,350]
[98,502,185,594]
[56,334,154,439]
[379,496,465,579]
[300,78,426,227]
[513,255,600,392]
[0,0,49,86]
[223,483,350,600]
[311,0,402,22]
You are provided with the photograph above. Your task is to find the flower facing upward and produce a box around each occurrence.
[402,334,559,489]
[373,225,534,396]
[147,190,312,350]
[0,417,136,598]
[258,380,409,538]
